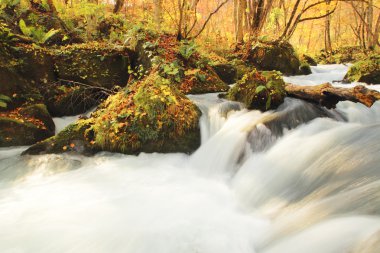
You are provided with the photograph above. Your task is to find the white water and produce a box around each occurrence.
[1,65,380,253]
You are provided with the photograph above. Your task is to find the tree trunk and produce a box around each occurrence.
[285,83,380,109]
[113,0,124,13]
[154,0,163,29]
[325,12,332,54]
[236,0,245,44]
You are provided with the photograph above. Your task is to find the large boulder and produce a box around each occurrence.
[53,43,132,89]
[227,70,286,111]
[247,41,302,75]
[0,104,55,147]
[23,71,201,155]
[345,57,380,84]
[212,63,237,84]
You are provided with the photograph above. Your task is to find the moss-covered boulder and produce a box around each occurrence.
[212,63,237,84]
[227,70,286,111]
[345,57,380,84]
[247,41,302,75]
[22,119,96,155]
[300,54,317,66]
[24,71,201,155]
[53,43,132,89]
[0,104,55,147]
[178,67,229,94]
[299,63,312,75]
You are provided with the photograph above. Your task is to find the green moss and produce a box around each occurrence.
[0,116,53,147]
[91,71,201,154]
[53,42,132,89]
[345,57,380,84]
[248,41,302,75]
[227,69,286,111]
[23,118,97,155]
[299,63,312,75]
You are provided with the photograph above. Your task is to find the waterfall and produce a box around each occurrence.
[0,65,379,253]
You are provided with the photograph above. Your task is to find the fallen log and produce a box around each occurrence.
[285,83,380,109]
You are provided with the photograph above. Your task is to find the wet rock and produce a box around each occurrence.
[345,57,380,84]
[227,70,286,111]
[0,104,55,147]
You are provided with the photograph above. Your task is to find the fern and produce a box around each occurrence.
[41,29,59,44]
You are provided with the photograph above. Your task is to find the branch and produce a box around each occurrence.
[193,0,230,39]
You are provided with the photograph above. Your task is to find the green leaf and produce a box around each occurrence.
[41,29,60,44]
[0,101,7,108]
[255,85,267,94]
[266,95,272,110]
[19,19,31,37]
[0,94,11,102]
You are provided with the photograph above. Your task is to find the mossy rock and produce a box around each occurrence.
[212,63,237,84]
[299,63,312,75]
[179,67,229,94]
[0,104,55,147]
[300,54,317,66]
[53,43,132,89]
[22,119,97,155]
[345,57,380,84]
[227,70,286,111]
[247,41,302,75]
[316,46,367,64]
[24,71,201,155]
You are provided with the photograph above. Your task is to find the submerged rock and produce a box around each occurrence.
[345,57,380,84]
[24,71,201,155]
[227,70,286,111]
[247,41,302,75]
[0,104,55,147]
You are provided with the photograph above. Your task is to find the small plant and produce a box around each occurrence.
[19,19,60,44]
[161,62,183,82]
[179,41,197,60]
[0,94,12,109]
[128,64,147,80]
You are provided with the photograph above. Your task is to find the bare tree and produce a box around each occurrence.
[169,0,230,40]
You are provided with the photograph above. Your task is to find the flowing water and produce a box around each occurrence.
[1,65,380,253]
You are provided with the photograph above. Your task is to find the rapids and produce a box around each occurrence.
[1,65,380,253]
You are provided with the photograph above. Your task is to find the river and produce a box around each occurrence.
[0,65,379,253]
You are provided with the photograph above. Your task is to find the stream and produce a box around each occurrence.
[0,65,380,253]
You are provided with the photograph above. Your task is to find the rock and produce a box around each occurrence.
[0,104,55,147]
[300,54,317,66]
[178,67,230,94]
[345,57,380,84]
[299,63,312,75]
[24,71,201,155]
[247,41,302,75]
[227,70,286,111]
[43,84,103,117]
[212,63,237,84]
[19,104,55,133]
[22,119,96,155]
[53,43,132,89]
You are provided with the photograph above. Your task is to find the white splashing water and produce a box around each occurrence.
[1,65,380,253]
